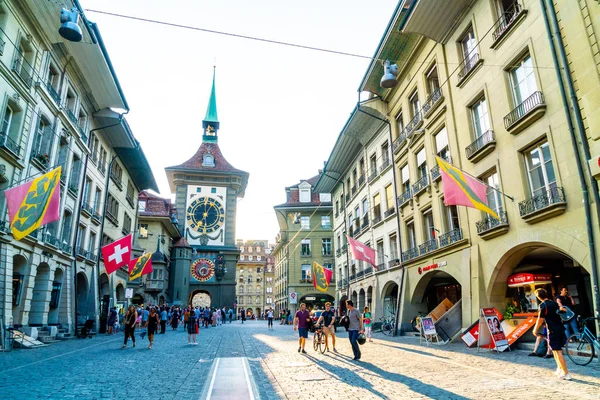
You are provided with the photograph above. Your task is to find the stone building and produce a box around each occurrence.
[317,0,600,335]
[0,1,156,344]
[273,174,335,314]
[235,239,268,317]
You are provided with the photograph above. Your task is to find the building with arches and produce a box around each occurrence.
[235,240,268,317]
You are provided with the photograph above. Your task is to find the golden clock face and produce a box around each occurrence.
[186,196,225,234]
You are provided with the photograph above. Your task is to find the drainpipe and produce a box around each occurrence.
[356,101,405,336]
[541,0,600,318]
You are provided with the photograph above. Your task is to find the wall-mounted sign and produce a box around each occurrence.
[125,288,133,299]
[507,273,552,287]
[305,296,316,301]
[418,261,447,275]
[289,292,298,304]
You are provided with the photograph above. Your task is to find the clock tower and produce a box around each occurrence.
[166,68,248,308]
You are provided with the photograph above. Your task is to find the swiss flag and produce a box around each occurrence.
[101,234,132,274]
[346,235,377,269]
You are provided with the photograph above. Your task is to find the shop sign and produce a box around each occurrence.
[507,273,552,287]
[305,296,316,301]
[421,317,437,336]
[125,288,133,299]
[289,292,298,304]
[418,261,447,275]
[480,308,509,352]
[461,308,503,348]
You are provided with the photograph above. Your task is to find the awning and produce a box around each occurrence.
[507,273,553,287]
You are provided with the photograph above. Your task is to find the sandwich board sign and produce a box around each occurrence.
[477,308,510,352]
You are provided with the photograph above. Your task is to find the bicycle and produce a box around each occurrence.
[312,324,326,353]
[379,316,396,336]
[566,317,600,366]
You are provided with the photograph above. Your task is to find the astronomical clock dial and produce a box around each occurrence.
[191,259,215,282]
[186,196,225,234]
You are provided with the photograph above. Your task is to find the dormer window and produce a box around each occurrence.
[202,153,215,167]
[299,181,311,203]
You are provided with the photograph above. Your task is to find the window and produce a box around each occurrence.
[471,98,491,138]
[510,55,537,105]
[61,210,72,244]
[266,287,272,293]
[301,264,311,280]
[82,178,92,205]
[335,200,339,216]
[31,116,53,166]
[369,153,377,175]
[211,187,217,194]
[377,241,385,265]
[239,255,245,261]
[484,171,503,215]
[401,165,410,193]
[57,140,68,178]
[76,224,85,249]
[525,141,556,197]
[47,64,60,93]
[300,188,310,202]
[139,223,149,238]
[406,222,416,249]
[396,110,405,134]
[435,127,449,160]
[126,181,135,205]
[322,238,332,256]
[111,162,123,186]
[88,232,96,254]
[78,109,87,132]
[94,189,102,213]
[69,155,82,192]
[1,99,24,156]
[65,88,78,115]
[257,256,262,261]
[443,203,460,231]
[300,216,310,230]
[248,247,253,252]
[352,169,358,188]
[301,239,311,256]
[460,27,477,62]
[416,148,427,179]
[426,64,440,94]
[409,91,420,118]
[373,193,381,221]
[319,193,331,202]
[138,200,146,212]
[123,213,132,235]
[423,210,435,241]
[381,141,389,165]
[248,256,253,261]
[240,246,245,253]
[385,185,394,212]
[106,194,119,223]
[321,216,331,229]
[202,153,215,167]
[389,234,398,259]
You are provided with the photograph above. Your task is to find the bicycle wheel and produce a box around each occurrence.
[382,322,393,336]
[566,334,595,366]
[319,333,327,354]
[313,333,319,351]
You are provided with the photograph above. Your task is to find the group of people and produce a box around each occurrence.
[117,304,236,348]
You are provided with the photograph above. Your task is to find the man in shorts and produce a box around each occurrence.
[293,303,311,354]
[317,302,337,352]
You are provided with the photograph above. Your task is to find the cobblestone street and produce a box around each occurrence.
[1,321,599,399]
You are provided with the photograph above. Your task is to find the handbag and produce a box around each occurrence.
[556,306,575,322]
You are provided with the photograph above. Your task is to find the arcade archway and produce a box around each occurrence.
[381,281,398,317]
[29,263,51,325]
[411,270,461,314]
[12,255,29,325]
[131,294,144,305]
[48,268,65,325]
[358,289,366,311]
[76,272,89,323]
[190,290,211,308]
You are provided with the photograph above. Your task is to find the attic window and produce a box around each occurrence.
[202,153,215,167]
[299,188,311,203]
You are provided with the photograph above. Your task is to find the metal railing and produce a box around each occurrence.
[356,270,365,279]
[388,257,400,269]
[405,112,423,137]
[0,132,21,156]
[422,87,443,116]
[476,211,508,234]
[336,248,342,257]
[401,247,418,262]
[341,244,347,253]
[492,1,523,42]
[349,274,356,281]
[380,158,390,171]
[300,250,311,257]
[68,183,78,196]
[299,278,313,284]
[368,168,378,182]
[518,186,565,217]
[351,185,357,196]
[384,207,395,218]
[45,82,61,104]
[372,214,381,225]
[345,193,351,203]
[77,126,88,144]
[365,266,374,275]
[361,217,369,230]
[466,130,495,159]
[66,109,78,126]
[419,239,438,256]
[412,174,429,195]
[439,228,463,247]
[397,189,412,206]
[91,212,101,224]
[458,52,480,81]
[31,152,50,169]
[358,175,365,187]
[431,155,452,181]
[76,246,87,258]
[12,58,33,87]
[504,91,545,129]
[393,130,408,153]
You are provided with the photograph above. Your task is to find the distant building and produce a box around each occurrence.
[235,240,268,317]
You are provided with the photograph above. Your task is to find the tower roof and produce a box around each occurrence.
[202,67,219,132]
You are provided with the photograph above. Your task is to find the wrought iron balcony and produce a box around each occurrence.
[341,244,347,253]
[336,248,342,257]
[466,130,496,161]
[361,217,369,230]
[91,212,101,225]
[519,186,566,219]
[457,52,480,82]
[351,185,357,196]
[353,224,361,236]
[431,155,452,182]
[81,202,93,217]
[299,278,313,284]
[380,158,390,172]
[60,241,72,253]
[401,247,418,262]
[66,109,78,126]
[349,274,356,281]
[300,250,311,257]
[384,207,395,218]
[397,189,412,207]
[44,82,61,104]
[439,228,463,247]
[0,132,21,156]
[419,239,438,256]
[358,174,365,187]
[31,152,50,169]
[504,91,545,131]
[68,183,78,196]
[476,211,509,236]
[348,227,354,238]
[356,270,365,279]
[76,246,87,258]
[345,193,351,203]
[368,168,378,183]
[372,215,381,225]
[492,1,525,44]
[412,174,430,196]
[78,126,88,144]
[41,231,61,248]
[388,257,400,269]
[12,58,33,87]
[393,131,408,153]
[405,112,423,137]
[422,88,443,118]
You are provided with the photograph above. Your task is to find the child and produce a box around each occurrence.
[363,306,373,342]
[188,310,198,345]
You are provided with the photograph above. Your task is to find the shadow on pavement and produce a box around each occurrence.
[376,342,451,360]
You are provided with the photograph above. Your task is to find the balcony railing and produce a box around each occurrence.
[364,266,374,275]
[419,239,438,256]
[60,241,72,254]
[397,189,412,207]
[392,130,408,153]
[431,155,452,181]
[68,183,78,197]
[106,210,119,226]
[300,251,311,257]
[368,169,378,183]
[457,52,480,81]
[476,211,509,235]
[349,274,356,281]
[66,109,78,126]
[361,217,369,230]
[41,231,61,248]
[76,246,87,258]
[465,130,495,160]
[351,185,357,196]
[439,228,463,247]
[388,257,400,269]
[341,244,347,253]
[412,174,429,195]
[336,248,342,257]
[12,58,33,87]
[299,278,313,284]
[91,212,101,225]
[401,247,418,262]
[356,270,365,279]
[504,91,545,130]
[384,207,395,218]
[492,1,524,42]
[358,175,365,187]
[405,112,423,137]
[372,215,381,225]
[380,158,390,171]
[81,202,93,216]
[78,126,88,145]
[345,193,351,203]
[45,82,61,104]
[0,132,21,156]
[31,152,50,169]
[422,87,443,117]
[519,186,566,218]
[353,224,361,236]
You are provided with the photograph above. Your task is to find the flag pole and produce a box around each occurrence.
[435,156,514,202]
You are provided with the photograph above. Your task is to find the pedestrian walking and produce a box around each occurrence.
[188,309,198,345]
[363,306,373,342]
[345,300,364,361]
[267,308,274,329]
[294,303,311,354]
[240,309,246,324]
[160,307,168,334]
[144,308,160,349]
[216,308,222,326]
[107,307,117,336]
[221,307,227,325]
[532,288,571,380]
[211,309,217,327]
[171,308,180,330]
[317,302,337,352]
[122,305,138,349]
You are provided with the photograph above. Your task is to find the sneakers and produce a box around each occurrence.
[133,343,136,348]
[121,345,126,349]
[301,349,307,354]
[298,346,301,353]
[527,352,537,357]
[554,368,562,376]
[326,347,330,352]
[333,348,338,353]
[561,374,572,381]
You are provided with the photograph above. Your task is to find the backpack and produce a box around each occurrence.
[340,315,350,331]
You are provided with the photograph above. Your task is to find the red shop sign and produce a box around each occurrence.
[507,273,552,287]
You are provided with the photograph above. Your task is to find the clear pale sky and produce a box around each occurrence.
[81,0,398,242]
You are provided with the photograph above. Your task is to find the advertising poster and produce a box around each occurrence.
[482,308,509,351]
[421,317,437,336]
[289,292,298,304]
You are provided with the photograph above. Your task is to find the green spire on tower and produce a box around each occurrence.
[202,66,219,142]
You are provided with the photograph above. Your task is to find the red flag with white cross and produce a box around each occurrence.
[101,234,132,274]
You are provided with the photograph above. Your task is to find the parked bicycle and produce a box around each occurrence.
[380,316,396,336]
[566,317,600,366]
[313,324,327,353]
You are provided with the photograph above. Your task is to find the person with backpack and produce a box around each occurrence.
[187,310,198,345]
[532,288,571,380]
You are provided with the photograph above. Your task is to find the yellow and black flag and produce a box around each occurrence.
[128,252,153,281]
[312,262,333,293]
